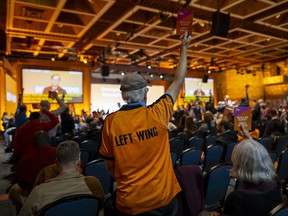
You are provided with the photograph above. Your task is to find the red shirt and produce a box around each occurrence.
[15,146,57,191]
[12,111,59,157]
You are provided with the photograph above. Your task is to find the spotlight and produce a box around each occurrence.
[160,74,164,79]
[150,73,154,78]
[121,71,125,76]
[146,61,152,69]
[208,70,211,74]
[83,58,88,64]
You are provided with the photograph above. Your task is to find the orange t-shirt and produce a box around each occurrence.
[100,94,181,214]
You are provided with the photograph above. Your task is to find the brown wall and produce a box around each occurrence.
[215,69,265,103]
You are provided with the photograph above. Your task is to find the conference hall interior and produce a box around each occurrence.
[0,0,288,216]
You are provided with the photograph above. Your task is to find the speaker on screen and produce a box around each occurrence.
[202,75,209,83]
[101,65,110,77]
[210,12,230,37]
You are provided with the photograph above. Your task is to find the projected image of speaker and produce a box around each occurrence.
[202,75,209,83]
[101,65,110,77]
[210,12,230,37]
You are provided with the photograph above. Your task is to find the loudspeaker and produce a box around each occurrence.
[210,12,230,37]
[101,65,110,77]
[202,75,209,83]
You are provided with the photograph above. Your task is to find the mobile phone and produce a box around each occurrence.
[32,103,39,109]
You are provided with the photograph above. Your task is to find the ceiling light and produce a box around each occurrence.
[276,14,281,19]
[208,70,211,74]
[121,71,125,76]
[150,73,153,78]
[83,58,88,64]
[146,61,152,69]
[199,20,205,27]
[160,74,164,79]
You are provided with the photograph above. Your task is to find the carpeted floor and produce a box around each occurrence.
[0,138,16,216]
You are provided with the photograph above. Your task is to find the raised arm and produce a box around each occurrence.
[166,31,192,102]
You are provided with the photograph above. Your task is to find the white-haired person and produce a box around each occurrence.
[99,31,192,216]
[222,127,283,216]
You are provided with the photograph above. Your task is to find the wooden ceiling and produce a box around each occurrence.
[3,0,288,75]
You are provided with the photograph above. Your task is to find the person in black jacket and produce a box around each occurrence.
[216,119,238,162]
[60,107,75,135]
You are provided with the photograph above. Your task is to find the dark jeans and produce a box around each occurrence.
[117,196,179,216]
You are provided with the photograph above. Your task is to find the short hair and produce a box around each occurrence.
[51,74,60,80]
[19,105,27,112]
[34,130,51,147]
[121,87,146,104]
[203,111,213,124]
[219,120,231,130]
[230,139,276,184]
[270,107,278,117]
[40,100,51,109]
[56,141,80,166]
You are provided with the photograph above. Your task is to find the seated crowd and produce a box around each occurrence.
[1,31,288,216]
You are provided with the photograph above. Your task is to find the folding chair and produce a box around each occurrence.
[180,147,202,166]
[39,194,100,216]
[204,163,232,211]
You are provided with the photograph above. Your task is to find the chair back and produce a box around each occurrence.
[170,150,178,168]
[80,150,90,166]
[80,140,100,160]
[188,137,204,149]
[83,159,114,195]
[258,136,273,151]
[202,145,224,173]
[276,148,288,182]
[204,162,232,211]
[169,137,185,158]
[180,147,202,166]
[71,135,84,145]
[225,142,238,162]
[270,201,288,216]
[274,136,288,155]
[52,136,67,147]
[269,151,278,164]
[177,132,191,143]
[205,135,217,148]
[39,194,100,216]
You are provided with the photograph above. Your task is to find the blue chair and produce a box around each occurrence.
[276,148,288,183]
[52,135,67,147]
[202,144,224,173]
[270,201,288,216]
[170,150,178,168]
[204,162,232,211]
[269,151,278,164]
[80,140,100,160]
[177,132,191,143]
[188,137,204,149]
[180,147,202,166]
[39,194,100,216]
[258,136,273,151]
[83,159,114,196]
[225,142,238,162]
[274,136,288,155]
[80,150,90,166]
[71,135,84,145]
[169,137,185,158]
[205,135,217,148]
